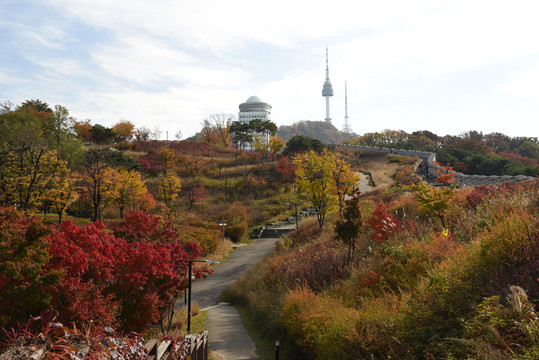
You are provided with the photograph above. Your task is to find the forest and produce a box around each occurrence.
[1,99,538,359]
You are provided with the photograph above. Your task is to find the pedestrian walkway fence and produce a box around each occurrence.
[0,330,209,360]
[145,331,209,360]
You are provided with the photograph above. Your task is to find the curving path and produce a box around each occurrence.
[178,224,296,359]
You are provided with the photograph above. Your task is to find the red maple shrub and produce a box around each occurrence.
[367,202,401,243]
[113,210,184,244]
[46,219,205,331]
[0,208,58,330]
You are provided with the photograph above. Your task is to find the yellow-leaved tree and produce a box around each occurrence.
[268,136,285,159]
[43,168,80,224]
[330,156,360,213]
[3,149,63,212]
[252,133,268,156]
[97,167,121,220]
[157,174,182,208]
[293,149,338,229]
[115,169,150,218]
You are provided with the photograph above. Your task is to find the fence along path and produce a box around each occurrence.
[0,331,208,360]
[338,144,536,186]
[145,331,208,360]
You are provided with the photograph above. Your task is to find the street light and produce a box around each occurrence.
[293,203,298,229]
[187,259,220,333]
[217,217,227,242]
[286,203,299,230]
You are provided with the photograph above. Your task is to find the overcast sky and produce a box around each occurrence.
[1,0,538,139]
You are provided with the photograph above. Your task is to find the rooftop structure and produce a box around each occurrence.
[238,95,272,124]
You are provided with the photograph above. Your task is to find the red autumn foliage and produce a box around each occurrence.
[275,156,297,181]
[181,181,208,210]
[499,152,538,167]
[0,208,56,330]
[284,221,322,248]
[464,185,489,210]
[113,210,183,244]
[367,202,401,243]
[46,219,206,331]
[137,150,164,173]
[133,139,234,157]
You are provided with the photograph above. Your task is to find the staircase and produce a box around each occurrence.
[259,228,294,238]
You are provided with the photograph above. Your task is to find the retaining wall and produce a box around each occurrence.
[339,144,535,187]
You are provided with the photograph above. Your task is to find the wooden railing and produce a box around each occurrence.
[145,331,209,360]
[0,331,209,360]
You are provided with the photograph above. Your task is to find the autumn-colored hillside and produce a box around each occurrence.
[3,100,538,360]
[223,158,539,359]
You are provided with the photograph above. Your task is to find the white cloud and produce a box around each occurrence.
[2,0,539,139]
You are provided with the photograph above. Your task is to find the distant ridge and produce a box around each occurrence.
[278,120,350,144]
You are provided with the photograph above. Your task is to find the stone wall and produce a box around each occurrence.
[339,144,535,187]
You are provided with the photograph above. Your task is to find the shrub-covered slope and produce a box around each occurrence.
[224,178,539,359]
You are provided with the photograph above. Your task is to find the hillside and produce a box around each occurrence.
[278,120,345,144]
[223,147,539,360]
[3,99,538,359]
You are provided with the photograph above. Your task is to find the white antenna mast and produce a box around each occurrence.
[343,82,353,136]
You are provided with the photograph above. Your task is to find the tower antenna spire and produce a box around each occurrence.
[321,46,334,123]
[325,46,330,79]
[343,82,353,137]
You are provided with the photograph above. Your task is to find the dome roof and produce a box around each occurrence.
[246,95,263,103]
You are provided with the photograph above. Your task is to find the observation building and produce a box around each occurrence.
[238,96,272,124]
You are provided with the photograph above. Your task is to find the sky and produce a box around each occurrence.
[1,0,538,140]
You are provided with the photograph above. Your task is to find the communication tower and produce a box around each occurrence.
[321,47,334,123]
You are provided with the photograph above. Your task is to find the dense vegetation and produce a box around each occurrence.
[2,99,538,359]
[223,156,539,359]
[349,129,539,177]
[0,100,296,340]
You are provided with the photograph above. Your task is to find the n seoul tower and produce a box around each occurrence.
[321,47,334,123]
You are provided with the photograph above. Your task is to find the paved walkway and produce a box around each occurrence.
[357,172,372,193]
[178,224,295,359]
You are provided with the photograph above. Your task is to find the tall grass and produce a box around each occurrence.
[229,178,539,359]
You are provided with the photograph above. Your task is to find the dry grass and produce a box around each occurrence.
[206,238,234,264]
[337,149,400,190]
[143,301,204,339]
[122,150,147,159]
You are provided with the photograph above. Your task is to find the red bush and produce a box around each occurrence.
[0,208,56,330]
[47,220,205,331]
[367,202,401,243]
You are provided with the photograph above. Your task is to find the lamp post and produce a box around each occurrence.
[187,259,220,333]
[218,217,227,242]
[286,203,299,230]
[293,203,298,230]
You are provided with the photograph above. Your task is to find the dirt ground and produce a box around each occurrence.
[338,149,400,190]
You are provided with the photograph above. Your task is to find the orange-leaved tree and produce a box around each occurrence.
[330,156,360,214]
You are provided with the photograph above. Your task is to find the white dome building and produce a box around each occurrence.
[238,96,272,124]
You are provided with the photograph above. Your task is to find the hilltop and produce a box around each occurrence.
[278,120,350,144]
